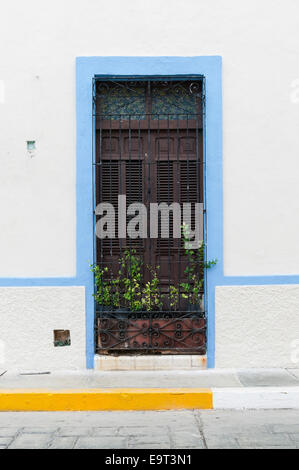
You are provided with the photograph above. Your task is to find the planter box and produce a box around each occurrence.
[96,311,206,354]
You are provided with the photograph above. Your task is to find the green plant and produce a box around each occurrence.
[90,265,111,307]
[119,249,143,311]
[169,285,179,310]
[91,223,217,312]
[141,265,163,311]
[180,224,217,306]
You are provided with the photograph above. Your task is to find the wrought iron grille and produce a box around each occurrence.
[93,78,206,354]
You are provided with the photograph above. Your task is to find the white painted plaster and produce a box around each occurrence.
[0,287,86,370]
[215,285,299,368]
[0,80,4,104]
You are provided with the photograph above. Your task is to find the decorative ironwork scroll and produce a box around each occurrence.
[96,311,206,354]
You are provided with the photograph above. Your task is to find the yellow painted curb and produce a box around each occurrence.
[0,388,213,411]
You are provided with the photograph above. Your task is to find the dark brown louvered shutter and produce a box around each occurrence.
[96,160,120,276]
[179,161,198,244]
[157,161,174,249]
[125,160,144,250]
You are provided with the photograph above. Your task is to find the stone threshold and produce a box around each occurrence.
[94,354,207,371]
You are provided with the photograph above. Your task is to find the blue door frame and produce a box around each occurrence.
[76,56,223,368]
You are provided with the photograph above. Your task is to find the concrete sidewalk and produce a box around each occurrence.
[0,368,299,410]
[1,368,299,388]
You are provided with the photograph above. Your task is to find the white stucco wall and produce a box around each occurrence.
[0,287,86,370]
[215,285,299,368]
[0,0,299,369]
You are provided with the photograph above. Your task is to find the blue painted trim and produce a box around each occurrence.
[2,56,299,369]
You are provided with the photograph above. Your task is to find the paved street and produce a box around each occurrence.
[0,409,298,449]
